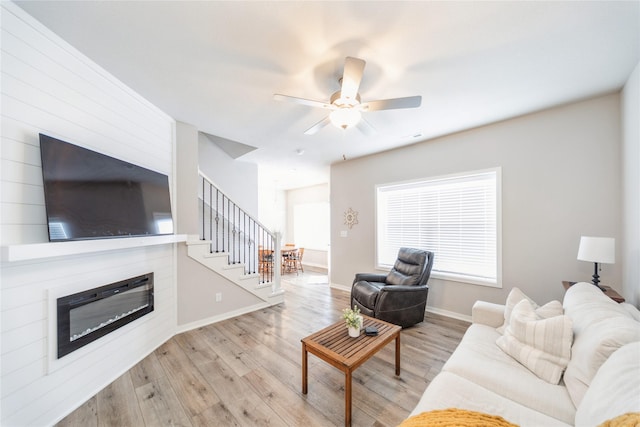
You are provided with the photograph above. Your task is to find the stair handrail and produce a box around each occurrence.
[198,170,278,284]
[199,170,275,235]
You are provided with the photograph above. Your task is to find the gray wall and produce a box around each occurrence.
[175,122,264,329]
[622,63,640,307]
[176,122,200,236]
[331,93,623,318]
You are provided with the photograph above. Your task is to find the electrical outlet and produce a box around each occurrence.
[215,292,222,302]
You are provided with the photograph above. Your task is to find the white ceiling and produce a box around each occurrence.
[15,1,640,190]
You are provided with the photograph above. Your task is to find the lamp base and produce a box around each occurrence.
[591,263,607,292]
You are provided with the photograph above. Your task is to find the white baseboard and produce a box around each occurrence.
[328,283,471,323]
[426,306,472,323]
[301,261,328,270]
[175,302,269,334]
[330,282,351,292]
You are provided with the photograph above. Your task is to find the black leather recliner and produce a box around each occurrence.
[350,248,434,328]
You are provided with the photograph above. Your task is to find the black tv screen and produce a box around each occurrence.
[39,134,174,241]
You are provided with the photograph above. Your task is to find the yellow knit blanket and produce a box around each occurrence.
[397,409,640,427]
[599,412,640,427]
[397,409,518,427]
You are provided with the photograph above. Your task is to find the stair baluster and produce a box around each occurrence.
[198,173,277,285]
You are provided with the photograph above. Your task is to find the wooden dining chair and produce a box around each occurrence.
[294,248,304,273]
[280,248,294,274]
[258,248,274,273]
[284,248,303,275]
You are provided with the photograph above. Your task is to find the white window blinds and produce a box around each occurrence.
[376,168,500,287]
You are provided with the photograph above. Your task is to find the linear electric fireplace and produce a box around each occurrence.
[57,273,154,358]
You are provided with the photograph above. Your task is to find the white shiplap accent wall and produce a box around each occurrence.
[1,3,177,425]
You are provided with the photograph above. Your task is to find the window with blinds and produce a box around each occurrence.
[376,168,501,287]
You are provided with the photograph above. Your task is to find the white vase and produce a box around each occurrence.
[348,325,360,337]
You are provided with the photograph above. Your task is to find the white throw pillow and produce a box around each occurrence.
[496,299,573,384]
[497,287,563,334]
[563,316,640,407]
[575,342,640,426]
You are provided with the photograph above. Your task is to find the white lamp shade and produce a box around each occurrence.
[577,236,615,264]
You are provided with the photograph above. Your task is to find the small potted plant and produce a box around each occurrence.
[342,305,363,337]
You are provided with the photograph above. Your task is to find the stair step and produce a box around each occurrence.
[185,236,283,306]
[186,238,211,246]
[204,252,229,259]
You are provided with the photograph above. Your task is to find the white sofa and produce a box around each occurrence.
[409,282,640,426]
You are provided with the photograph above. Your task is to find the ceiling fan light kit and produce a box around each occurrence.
[274,56,422,135]
[330,108,362,130]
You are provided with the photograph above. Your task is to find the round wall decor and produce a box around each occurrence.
[344,207,359,229]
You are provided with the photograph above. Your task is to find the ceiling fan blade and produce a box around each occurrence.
[356,117,377,137]
[274,94,333,109]
[340,57,366,101]
[304,116,331,135]
[360,95,422,111]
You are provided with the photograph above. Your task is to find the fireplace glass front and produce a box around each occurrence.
[57,273,154,358]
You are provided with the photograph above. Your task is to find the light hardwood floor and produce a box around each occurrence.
[56,273,469,427]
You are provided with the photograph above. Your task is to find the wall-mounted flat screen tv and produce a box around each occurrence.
[39,134,174,241]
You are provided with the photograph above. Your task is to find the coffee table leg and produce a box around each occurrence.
[345,369,352,427]
[302,344,308,394]
[395,333,401,376]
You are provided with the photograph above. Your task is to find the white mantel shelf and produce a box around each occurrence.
[1,234,188,262]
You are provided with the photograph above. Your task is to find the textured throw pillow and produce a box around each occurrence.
[575,342,640,426]
[497,287,563,334]
[564,316,640,407]
[496,299,573,384]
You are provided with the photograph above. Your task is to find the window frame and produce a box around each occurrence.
[374,167,502,288]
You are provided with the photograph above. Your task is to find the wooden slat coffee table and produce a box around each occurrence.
[301,315,402,426]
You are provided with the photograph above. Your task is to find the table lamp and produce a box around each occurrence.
[577,236,615,291]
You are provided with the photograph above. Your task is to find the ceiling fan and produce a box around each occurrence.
[274,56,422,135]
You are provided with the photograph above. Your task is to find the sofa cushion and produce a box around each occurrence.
[620,302,640,321]
[563,315,640,407]
[410,371,572,427]
[442,323,576,424]
[575,342,640,426]
[496,299,573,384]
[562,282,630,334]
[562,282,640,408]
[497,288,563,334]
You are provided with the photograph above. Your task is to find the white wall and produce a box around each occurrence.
[622,62,640,307]
[198,132,258,217]
[286,184,330,269]
[331,94,622,317]
[1,4,177,425]
[258,180,286,240]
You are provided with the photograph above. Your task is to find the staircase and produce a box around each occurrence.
[185,172,284,305]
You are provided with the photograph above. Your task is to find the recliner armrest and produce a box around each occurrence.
[380,284,428,293]
[353,273,388,285]
[471,301,505,327]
